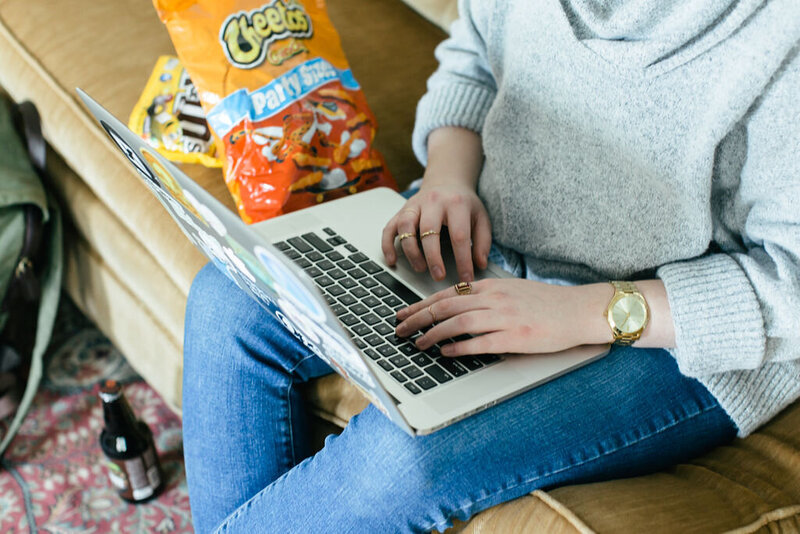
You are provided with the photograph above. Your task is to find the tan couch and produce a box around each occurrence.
[1,0,798,531]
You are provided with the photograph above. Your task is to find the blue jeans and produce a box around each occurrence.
[182,263,738,533]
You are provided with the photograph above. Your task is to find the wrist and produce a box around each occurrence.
[575,283,616,345]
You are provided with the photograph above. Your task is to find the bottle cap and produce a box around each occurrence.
[99,379,122,402]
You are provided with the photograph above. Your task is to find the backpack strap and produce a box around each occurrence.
[0,101,62,459]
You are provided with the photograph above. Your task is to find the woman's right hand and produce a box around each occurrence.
[381,183,492,282]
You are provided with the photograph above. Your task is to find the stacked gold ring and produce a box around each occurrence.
[420,230,440,239]
[397,232,415,242]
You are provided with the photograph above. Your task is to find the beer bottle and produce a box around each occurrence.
[98,379,163,502]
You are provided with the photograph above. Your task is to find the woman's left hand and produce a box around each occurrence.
[395,279,612,356]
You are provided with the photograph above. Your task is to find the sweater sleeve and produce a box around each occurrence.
[657,48,800,377]
[411,0,498,165]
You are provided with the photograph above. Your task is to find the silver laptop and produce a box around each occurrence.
[78,89,608,436]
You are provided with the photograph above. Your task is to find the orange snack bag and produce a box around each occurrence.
[153,0,397,223]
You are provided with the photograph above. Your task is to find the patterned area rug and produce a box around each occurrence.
[0,297,193,533]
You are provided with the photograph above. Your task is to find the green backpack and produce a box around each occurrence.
[0,99,62,458]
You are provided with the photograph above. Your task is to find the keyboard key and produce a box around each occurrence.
[345,244,358,253]
[360,277,378,289]
[411,354,433,367]
[378,360,393,371]
[404,382,422,394]
[338,294,357,306]
[365,334,383,347]
[386,335,404,347]
[351,303,369,316]
[317,260,335,271]
[399,344,418,356]
[437,358,468,377]
[306,251,323,262]
[323,227,336,236]
[328,285,345,297]
[459,356,484,371]
[302,232,333,253]
[348,268,367,279]
[348,252,368,263]
[340,314,359,326]
[336,259,355,271]
[390,371,408,383]
[328,269,346,280]
[362,313,381,326]
[371,286,390,297]
[374,273,422,305]
[383,295,403,308]
[424,364,453,384]
[304,266,322,278]
[315,275,334,287]
[363,296,381,308]
[324,295,335,305]
[326,251,344,261]
[340,278,357,289]
[361,261,382,275]
[377,345,395,357]
[352,323,371,336]
[384,315,398,327]
[389,355,410,368]
[284,249,300,260]
[327,236,347,246]
[364,348,381,360]
[374,323,393,336]
[287,237,312,253]
[274,241,290,251]
[330,304,347,316]
[374,305,394,318]
[477,354,502,364]
[351,287,369,298]
[402,366,424,379]
[415,377,437,391]
[354,339,367,349]
[296,258,311,269]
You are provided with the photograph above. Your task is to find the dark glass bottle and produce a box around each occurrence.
[98,379,163,502]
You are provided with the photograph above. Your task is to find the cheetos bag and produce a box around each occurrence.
[153,0,397,223]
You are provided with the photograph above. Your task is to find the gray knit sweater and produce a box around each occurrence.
[412,0,800,436]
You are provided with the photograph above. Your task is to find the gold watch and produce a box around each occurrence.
[604,281,649,345]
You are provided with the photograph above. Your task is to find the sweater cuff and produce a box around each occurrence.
[656,254,766,377]
[412,83,496,165]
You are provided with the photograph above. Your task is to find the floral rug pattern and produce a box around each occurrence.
[0,298,193,533]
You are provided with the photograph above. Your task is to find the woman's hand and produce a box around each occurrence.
[381,184,492,282]
[382,126,489,282]
[395,279,615,356]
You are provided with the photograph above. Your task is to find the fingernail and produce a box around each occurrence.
[396,324,407,336]
[432,266,443,279]
[415,335,426,348]
[441,344,453,355]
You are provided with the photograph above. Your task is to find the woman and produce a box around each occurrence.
[182,0,800,531]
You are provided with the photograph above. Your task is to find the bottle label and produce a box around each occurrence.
[105,443,162,501]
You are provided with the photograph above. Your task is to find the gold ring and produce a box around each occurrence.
[428,305,437,323]
[454,281,472,295]
[420,230,440,239]
[397,232,415,242]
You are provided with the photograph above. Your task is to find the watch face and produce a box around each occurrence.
[610,294,648,334]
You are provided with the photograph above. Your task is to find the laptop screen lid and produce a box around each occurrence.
[77,89,414,435]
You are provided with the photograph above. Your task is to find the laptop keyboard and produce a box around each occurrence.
[274,228,501,395]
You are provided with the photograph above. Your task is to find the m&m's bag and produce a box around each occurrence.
[153,0,397,223]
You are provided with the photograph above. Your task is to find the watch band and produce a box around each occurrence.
[608,281,645,345]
